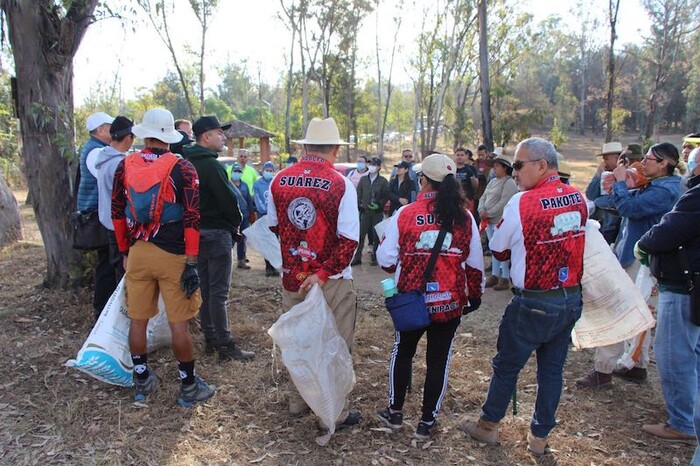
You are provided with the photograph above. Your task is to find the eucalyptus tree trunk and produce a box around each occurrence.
[1,0,98,287]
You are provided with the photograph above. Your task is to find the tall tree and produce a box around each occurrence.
[137,0,196,119]
[189,0,219,116]
[478,0,493,151]
[604,0,621,142]
[641,0,700,139]
[1,0,98,287]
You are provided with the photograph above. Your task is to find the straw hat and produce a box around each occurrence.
[293,117,350,145]
[596,142,623,157]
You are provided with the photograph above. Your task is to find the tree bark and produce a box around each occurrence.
[0,171,21,247]
[478,0,493,151]
[1,0,98,287]
[604,0,620,143]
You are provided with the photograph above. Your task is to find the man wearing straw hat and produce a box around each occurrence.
[585,142,624,244]
[267,117,362,431]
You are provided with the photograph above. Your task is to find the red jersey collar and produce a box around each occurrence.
[532,173,560,190]
[301,153,333,167]
[417,190,437,201]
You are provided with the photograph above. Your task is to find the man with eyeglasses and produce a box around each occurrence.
[577,142,682,390]
[391,149,418,183]
[461,137,587,457]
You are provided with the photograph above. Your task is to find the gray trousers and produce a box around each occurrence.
[198,228,233,345]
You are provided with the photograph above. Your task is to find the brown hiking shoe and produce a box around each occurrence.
[527,432,550,456]
[459,418,499,445]
[575,370,612,389]
[493,278,511,291]
[485,275,499,288]
[642,423,697,445]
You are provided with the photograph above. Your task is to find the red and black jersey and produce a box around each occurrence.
[376,191,485,323]
[268,154,359,292]
[111,148,200,256]
[490,174,587,290]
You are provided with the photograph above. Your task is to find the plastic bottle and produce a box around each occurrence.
[381,278,399,298]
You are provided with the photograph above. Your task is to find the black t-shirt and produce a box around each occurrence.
[455,164,477,200]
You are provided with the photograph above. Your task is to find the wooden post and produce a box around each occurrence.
[227,137,233,157]
[260,137,271,163]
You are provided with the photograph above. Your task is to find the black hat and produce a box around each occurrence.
[369,156,382,166]
[177,130,193,145]
[394,160,411,169]
[286,156,298,164]
[110,116,134,139]
[192,115,232,138]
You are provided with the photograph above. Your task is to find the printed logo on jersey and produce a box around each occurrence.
[287,197,317,230]
[550,211,582,236]
[415,231,453,251]
[290,241,317,261]
[558,267,569,283]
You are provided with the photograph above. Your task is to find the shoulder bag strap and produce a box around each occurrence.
[422,224,450,289]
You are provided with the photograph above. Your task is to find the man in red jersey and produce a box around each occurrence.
[461,137,587,457]
[267,117,361,432]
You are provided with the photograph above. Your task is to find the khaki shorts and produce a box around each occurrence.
[125,240,201,323]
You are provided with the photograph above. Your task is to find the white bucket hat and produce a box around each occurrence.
[412,153,456,182]
[596,141,623,157]
[132,108,182,144]
[293,117,350,145]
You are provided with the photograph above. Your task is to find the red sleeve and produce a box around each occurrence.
[111,160,130,253]
[466,265,483,300]
[178,160,200,256]
[316,235,358,282]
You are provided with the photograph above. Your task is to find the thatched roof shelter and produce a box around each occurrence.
[223,120,276,162]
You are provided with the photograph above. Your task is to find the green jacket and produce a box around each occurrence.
[183,144,242,231]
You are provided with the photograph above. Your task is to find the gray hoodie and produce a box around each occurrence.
[88,146,127,230]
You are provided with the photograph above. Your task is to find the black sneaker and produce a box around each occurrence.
[318,411,362,434]
[218,341,255,362]
[133,371,158,402]
[414,420,438,440]
[377,407,403,429]
[204,340,217,354]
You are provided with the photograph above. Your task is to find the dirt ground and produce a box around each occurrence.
[0,133,695,465]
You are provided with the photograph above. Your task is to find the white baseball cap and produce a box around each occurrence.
[86,112,114,132]
[132,108,182,144]
[412,154,456,182]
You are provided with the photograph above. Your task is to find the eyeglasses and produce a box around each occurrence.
[403,154,413,159]
[643,155,662,163]
[512,159,541,171]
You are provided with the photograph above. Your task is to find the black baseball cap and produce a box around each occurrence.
[394,160,411,169]
[110,116,134,139]
[192,116,231,138]
[369,156,382,166]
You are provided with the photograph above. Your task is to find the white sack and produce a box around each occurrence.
[66,278,172,386]
[571,220,655,349]
[242,216,283,270]
[268,284,355,444]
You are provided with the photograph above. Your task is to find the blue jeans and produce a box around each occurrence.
[481,289,582,438]
[236,217,249,261]
[693,393,700,465]
[655,291,700,436]
[486,224,509,278]
[197,229,233,345]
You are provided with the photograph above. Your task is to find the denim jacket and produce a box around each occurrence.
[595,175,681,267]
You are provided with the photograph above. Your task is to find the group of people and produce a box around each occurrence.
[76,108,700,459]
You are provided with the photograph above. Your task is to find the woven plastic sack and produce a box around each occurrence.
[66,278,172,387]
[268,284,355,444]
[242,215,282,269]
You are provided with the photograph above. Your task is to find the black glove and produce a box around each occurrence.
[180,263,200,299]
[462,297,481,315]
[231,228,242,244]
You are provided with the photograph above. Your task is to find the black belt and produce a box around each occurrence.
[512,285,581,299]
